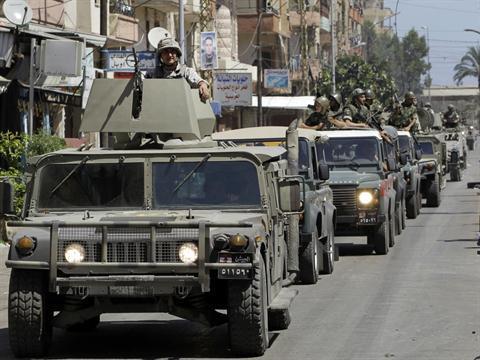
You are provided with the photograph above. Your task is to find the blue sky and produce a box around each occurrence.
[383,0,480,86]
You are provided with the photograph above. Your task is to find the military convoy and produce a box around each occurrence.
[0,77,471,357]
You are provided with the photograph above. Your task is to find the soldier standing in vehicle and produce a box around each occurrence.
[300,95,346,130]
[389,91,421,133]
[443,104,460,128]
[342,88,371,128]
[154,38,210,102]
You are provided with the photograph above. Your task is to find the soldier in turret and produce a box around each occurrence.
[443,104,460,128]
[300,95,347,130]
[342,88,371,128]
[389,91,421,133]
[154,38,210,102]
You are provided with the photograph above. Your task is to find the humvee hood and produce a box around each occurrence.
[328,170,380,185]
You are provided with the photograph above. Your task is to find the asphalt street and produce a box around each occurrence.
[0,147,479,360]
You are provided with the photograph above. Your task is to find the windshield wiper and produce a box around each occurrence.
[49,156,89,197]
[172,154,211,194]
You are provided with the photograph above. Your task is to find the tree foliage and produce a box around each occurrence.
[362,23,430,96]
[0,131,66,215]
[318,54,397,104]
[453,46,480,88]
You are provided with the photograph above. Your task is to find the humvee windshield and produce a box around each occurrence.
[152,160,261,208]
[224,139,309,172]
[399,136,410,153]
[318,138,381,170]
[418,142,434,155]
[38,162,144,209]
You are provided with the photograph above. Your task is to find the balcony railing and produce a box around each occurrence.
[110,0,135,17]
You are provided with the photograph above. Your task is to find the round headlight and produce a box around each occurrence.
[179,242,198,264]
[64,243,85,263]
[358,191,374,205]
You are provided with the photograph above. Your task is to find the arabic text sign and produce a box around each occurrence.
[103,51,157,71]
[264,69,290,90]
[213,72,252,106]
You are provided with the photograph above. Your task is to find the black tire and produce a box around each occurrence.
[334,244,340,261]
[299,230,318,284]
[319,230,334,275]
[66,315,100,332]
[401,198,406,230]
[406,194,418,219]
[389,211,395,247]
[395,203,402,236]
[268,309,291,331]
[228,256,268,356]
[416,189,422,211]
[368,217,389,255]
[450,167,461,182]
[8,269,53,358]
[426,175,441,207]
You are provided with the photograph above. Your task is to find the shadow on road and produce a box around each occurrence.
[337,243,374,257]
[440,239,477,242]
[0,327,14,360]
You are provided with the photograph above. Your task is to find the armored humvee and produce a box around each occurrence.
[416,134,445,207]
[316,129,397,255]
[397,131,422,220]
[1,79,301,357]
[212,126,336,283]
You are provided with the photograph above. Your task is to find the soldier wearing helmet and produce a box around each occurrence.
[342,88,370,128]
[300,96,331,130]
[154,38,210,102]
[389,91,421,133]
[443,104,459,128]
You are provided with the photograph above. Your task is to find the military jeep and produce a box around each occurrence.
[417,134,445,207]
[397,131,422,219]
[212,126,336,284]
[2,79,301,357]
[316,129,397,255]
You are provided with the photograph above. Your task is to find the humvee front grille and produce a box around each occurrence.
[331,187,357,216]
[57,227,199,263]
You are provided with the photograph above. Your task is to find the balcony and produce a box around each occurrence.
[131,0,200,14]
[109,14,139,44]
[110,1,135,17]
[28,0,65,27]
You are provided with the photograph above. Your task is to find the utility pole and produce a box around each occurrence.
[179,0,185,64]
[256,0,263,127]
[100,0,109,147]
[331,0,336,93]
[300,0,309,95]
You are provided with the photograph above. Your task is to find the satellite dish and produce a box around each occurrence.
[148,27,172,49]
[3,0,32,26]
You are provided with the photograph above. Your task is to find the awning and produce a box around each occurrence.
[250,96,315,109]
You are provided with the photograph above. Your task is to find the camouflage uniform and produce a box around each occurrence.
[390,103,420,133]
[343,102,370,125]
[304,111,331,129]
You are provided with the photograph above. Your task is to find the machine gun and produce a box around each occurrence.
[131,48,143,120]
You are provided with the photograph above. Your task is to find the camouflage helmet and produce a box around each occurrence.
[314,95,330,110]
[447,104,455,111]
[365,89,374,100]
[157,37,182,57]
[328,92,342,107]
[351,88,365,99]
[424,102,431,108]
[404,91,416,100]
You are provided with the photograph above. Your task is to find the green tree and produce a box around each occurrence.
[453,46,480,88]
[319,54,397,104]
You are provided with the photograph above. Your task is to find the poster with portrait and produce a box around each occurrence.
[200,31,218,70]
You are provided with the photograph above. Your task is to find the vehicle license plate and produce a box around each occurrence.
[358,211,377,224]
[218,267,252,279]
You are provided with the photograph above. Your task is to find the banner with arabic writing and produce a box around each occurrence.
[213,72,252,106]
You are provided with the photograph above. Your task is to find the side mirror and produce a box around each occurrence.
[415,148,422,160]
[278,178,302,213]
[387,158,396,172]
[0,179,15,215]
[399,153,408,165]
[318,163,330,181]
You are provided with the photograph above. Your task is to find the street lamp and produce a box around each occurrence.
[465,28,480,35]
[421,25,431,103]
